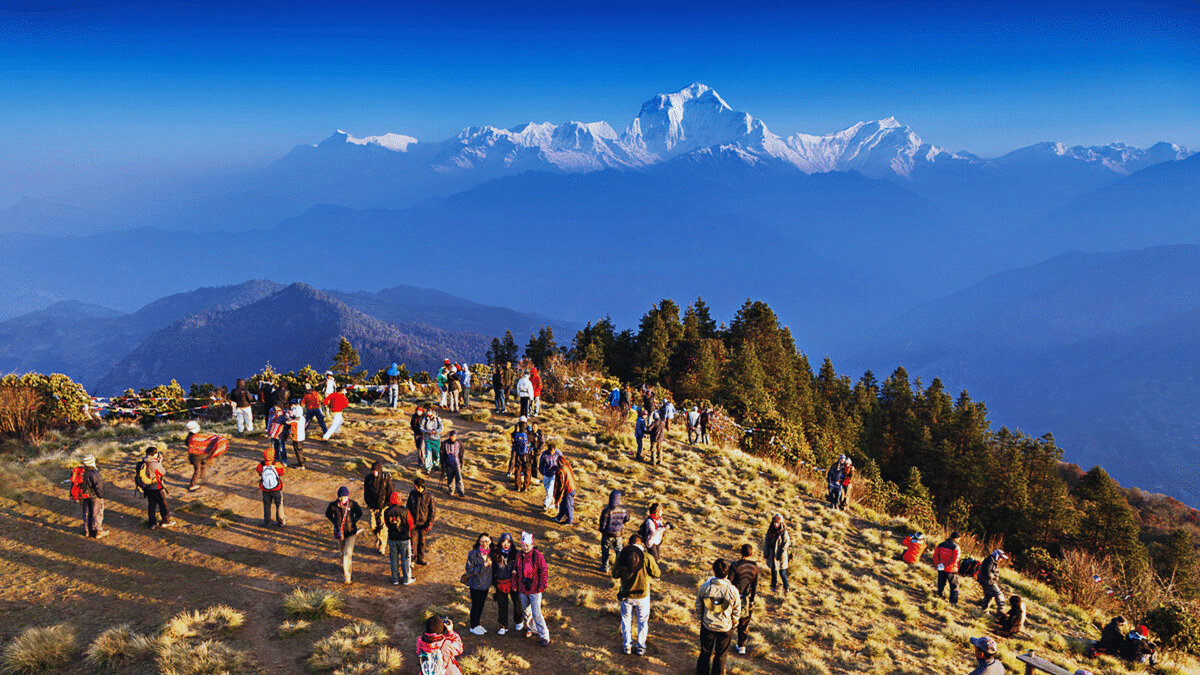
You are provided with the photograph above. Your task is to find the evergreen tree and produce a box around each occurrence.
[1071,466,1149,581]
[332,337,360,374]
[1155,529,1200,600]
[525,326,558,369]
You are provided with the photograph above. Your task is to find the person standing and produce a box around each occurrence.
[501,362,516,408]
[385,363,402,408]
[459,364,472,409]
[465,533,494,635]
[384,492,415,585]
[515,532,551,647]
[491,533,523,634]
[322,386,350,441]
[325,486,362,584]
[437,360,449,409]
[764,514,791,593]
[837,456,854,510]
[537,438,562,512]
[647,413,666,465]
[612,534,661,656]
[699,408,711,445]
[492,364,505,413]
[257,377,276,420]
[608,387,621,409]
[977,550,1009,612]
[266,401,291,466]
[302,384,327,437]
[528,420,545,480]
[447,366,462,412]
[695,559,741,675]
[184,420,208,491]
[407,477,435,565]
[137,446,176,529]
[516,370,534,418]
[420,408,444,473]
[634,408,648,462]
[529,366,542,416]
[75,454,107,538]
[230,378,255,433]
[363,461,394,556]
[932,531,963,605]
[686,406,701,444]
[729,544,759,654]
[660,398,675,431]
[409,405,425,455]
[826,456,845,508]
[511,420,531,492]
[288,401,308,469]
[640,503,672,563]
[257,447,286,527]
[442,430,466,497]
[553,454,577,525]
[598,489,630,573]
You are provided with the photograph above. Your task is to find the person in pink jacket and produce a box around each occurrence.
[530,366,543,416]
[415,615,464,675]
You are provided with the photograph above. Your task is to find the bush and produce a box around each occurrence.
[86,624,154,669]
[0,373,91,443]
[156,639,254,675]
[308,622,388,671]
[284,588,343,618]
[1,624,76,674]
[1144,603,1200,655]
[160,605,245,643]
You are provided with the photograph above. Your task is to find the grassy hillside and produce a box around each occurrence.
[1,392,1197,675]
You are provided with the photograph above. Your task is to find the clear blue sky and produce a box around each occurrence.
[2,0,1197,206]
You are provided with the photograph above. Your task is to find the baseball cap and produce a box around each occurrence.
[969,637,997,655]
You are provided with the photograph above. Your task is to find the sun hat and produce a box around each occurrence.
[185,420,200,433]
[82,454,97,468]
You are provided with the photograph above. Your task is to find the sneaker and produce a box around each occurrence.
[515,623,524,631]
[94,530,110,539]
[539,638,551,647]
[635,647,645,656]
[497,627,507,635]
[623,646,631,655]
[525,630,533,638]
[160,520,177,528]
[469,626,487,635]
[403,579,415,585]
[393,581,400,586]
[187,485,200,492]
[736,645,746,655]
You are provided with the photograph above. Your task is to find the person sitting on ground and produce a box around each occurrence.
[1094,616,1127,655]
[966,636,1004,675]
[416,615,464,675]
[1120,625,1158,665]
[901,532,926,564]
[996,595,1025,637]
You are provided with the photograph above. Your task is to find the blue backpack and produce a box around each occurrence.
[513,431,529,456]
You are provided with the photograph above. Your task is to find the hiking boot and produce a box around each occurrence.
[161,520,177,528]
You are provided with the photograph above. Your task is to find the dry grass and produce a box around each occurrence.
[156,639,255,675]
[458,646,532,675]
[160,605,246,643]
[284,587,343,619]
[1,624,76,674]
[308,622,389,671]
[329,645,403,675]
[278,620,312,637]
[85,624,155,669]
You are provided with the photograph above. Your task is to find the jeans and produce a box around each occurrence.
[697,626,733,675]
[234,406,253,433]
[306,408,327,434]
[389,539,412,584]
[323,412,343,439]
[262,490,283,525]
[446,461,464,496]
[619,595,650,651]
[388,384,399,408]
[635,435,644,459]
[146,488,170,527]
[337,531,357,582]
[494,389,505,412]
[520,396,531,418]
[541,474,556,510]
[423,439,441,472]
[770,567,790,592]
[600,533,622,572]
[81,497,104,536]
[520,592,549,640]
[937,571,959,605]
[272,437,288,465]
[495,586,522,628]
[413,526,429,563]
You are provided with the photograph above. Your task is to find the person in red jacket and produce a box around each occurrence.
[302,384,328,436]
[901,532,926,564]
[256,447,286,526]
[415,615,464,675]
[931,531,962,605]
[322,386,350,440]
[530,366,543,416]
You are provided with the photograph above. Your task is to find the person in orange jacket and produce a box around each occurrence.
[901,532,926,564]
[931,531,962,605]
[256,447,286,527]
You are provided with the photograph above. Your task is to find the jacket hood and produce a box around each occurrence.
[608,490,623,508]
[417,633,446,650]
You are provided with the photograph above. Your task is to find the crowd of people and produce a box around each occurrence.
[67,359,1165,675]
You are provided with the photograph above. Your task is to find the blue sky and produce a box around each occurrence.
[1,0,1197,206]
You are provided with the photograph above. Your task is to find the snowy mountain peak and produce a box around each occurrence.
[318,130,418,152]
[623,83,785,162]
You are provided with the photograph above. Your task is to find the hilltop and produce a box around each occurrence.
[1,388,1195,675]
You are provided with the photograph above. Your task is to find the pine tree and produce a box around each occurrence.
[332,337,360,375]
[1156,529,1200,600]
[1071,466,1149,581]
[525,326,558,369]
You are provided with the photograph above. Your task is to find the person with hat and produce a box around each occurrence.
[184,420,208,491]
[384,491,415,585]
[529,365,542,416]
[932,531,963,605]
[901,532,926,564]
[515,532,551,647]
[510,418,532,492]
[1120,624,1158,665]
[322,385,350,441]
[660,398,675,432]
[537,433,562,512]
[385,363,402,409]
[257,447,286,527]
[634,408,648,461]
[406,477,435,565]
[322,371,336,419]
[437,360,450,409]
[76,454,107,538]
[1094,616,1127,655]
[420,408,444,473]
[363,460,394,555]
[966,636,1004,674]
[288,400,308,469]
[442,431,466,497]
[552,450,577,526]
[446,365,463,412]
[302,384,327,436]
[415,615,464,675]
[516,370,534,418]
[976,550,1010,612]
[137,446,176,530]
[325,486,362,584]
[764,514,791,593]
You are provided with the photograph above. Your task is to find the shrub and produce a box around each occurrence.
[1,624,76,674]
[156,639,254,675]
[86,624,154,669]
[160,605,245,643]
[284,587,343,618]
[459,646,532,675]
[329,646,403,675]
[0,373,91,443]
[1144,603,1200,655]
[278,620,312,637]
[308,622,388,671]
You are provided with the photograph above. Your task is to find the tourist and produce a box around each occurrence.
[324,486,362,584]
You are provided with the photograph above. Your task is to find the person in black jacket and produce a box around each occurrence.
[407,477,436,565]
[409,406,425,453]
[976,550,1009,612]
[78,454,107,538]
[384,492,415,585]
[729,544,759,655]
[363,461,394,556]
[257,377,276,419]
[598,490,630,573]
[1120,625,1158,665]
[325,486,362,584]
[1095,616,1127,654]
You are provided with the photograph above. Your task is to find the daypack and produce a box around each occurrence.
[69,466,87,500]
[134,460,154,495]
[959,557,979,579]
[418,646,445,675]
[638,518,653,543]
[512,431,529,456]
[702,593,731,622]
[261,464,280,491]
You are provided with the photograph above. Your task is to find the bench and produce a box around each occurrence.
[1016,651,1074,675]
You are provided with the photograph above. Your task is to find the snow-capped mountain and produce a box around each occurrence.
[992,141,1191,174]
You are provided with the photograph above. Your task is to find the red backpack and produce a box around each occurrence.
[69,467,87,500]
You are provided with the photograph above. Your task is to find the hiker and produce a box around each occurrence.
[492,365,505,413]
[416,615,464,675]
[302,384,327,436]
[528,420,545,480]
[410,405,425,454]
[516,370,534,418]
[599,489,631,573]
[325,486,362,584]
[491,533,523,634]
[660,398,675,431]
[608,387,621,409]
[257,447,286,527]
[459,363,472,408]
[699,408,711,444]
[901,532,926,563]
[996,595,1025,637]
[136,446,175,529]
[966,636,1004,675]
[538,438,563,512]
[764,513,791,593]
[386,363,402,408]
[1094,616,1127,655]
[384,492,415,585]
[443,430,466,497]
[230,378,254,433]
[184,420,209,491]
[647,413,666,464]
[634,408,649,461]
[266,401,291,466]
[465,533,494,635]
[977,550,1009,612]
[72,454,107,538]
[447,365,462,411]
[530,366,542,416]
[695,559,741,675]
[257,377,276,419]
[640,503,673,562]
[406,477,435,565]
[837,456,853,509]
[1121,625,1158,665]
[322,385,350,440]
[288,401,307,469]
[420,408,444,472]
[552,454,576,525]
[515,532,551,646]
[501,362,516,407]
[686,406,701,444]
[826,455,845,508]
[273,380,291,408]
[364,460,394,555]
[729,544,759,654]
[323,371,336,397]
[612,534,661,656]
[511,419,531,492]
[932,531,963,605]
[437,360,449,408]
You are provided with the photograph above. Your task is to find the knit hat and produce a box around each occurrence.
[521,531,533,547]
[81,454,97,468]
[263,448,274,463]
[337,486,349,497]
[185,420,200,433]
[1138,625,1149,638]
[969,636,997,655]
[305,384,312,390]
[389,492,401,505]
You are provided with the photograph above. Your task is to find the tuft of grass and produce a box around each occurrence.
[2,624,76,674]
[784,652,831,675]
[329,645,403,675]
[459,646,532,675]
[461,409,491,423]
[160,605,245,643]
[278,620,312,637]
[86,624,154,669]
[285,588,343,619]
[156,639,254,675]
[308,622,389,671]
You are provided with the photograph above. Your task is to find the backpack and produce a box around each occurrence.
[69,466,87,500]
[261,464,280,490]
[959,557,979,579]
[134,460,154,495]
[638,518,653,543]
[418,646,445,675]
[512,431,529,456]
[702,591,730,622]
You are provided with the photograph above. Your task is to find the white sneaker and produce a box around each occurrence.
[515,623,524,631]
[470,626,487,635]
[497,627,507,635]
[736,645,746,654]
[403,579,415,585]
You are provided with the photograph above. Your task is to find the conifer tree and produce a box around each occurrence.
[1071,466,1149,581]
[525,326,558,369]
[1156,529,1200,600]
[332,337,360,374]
